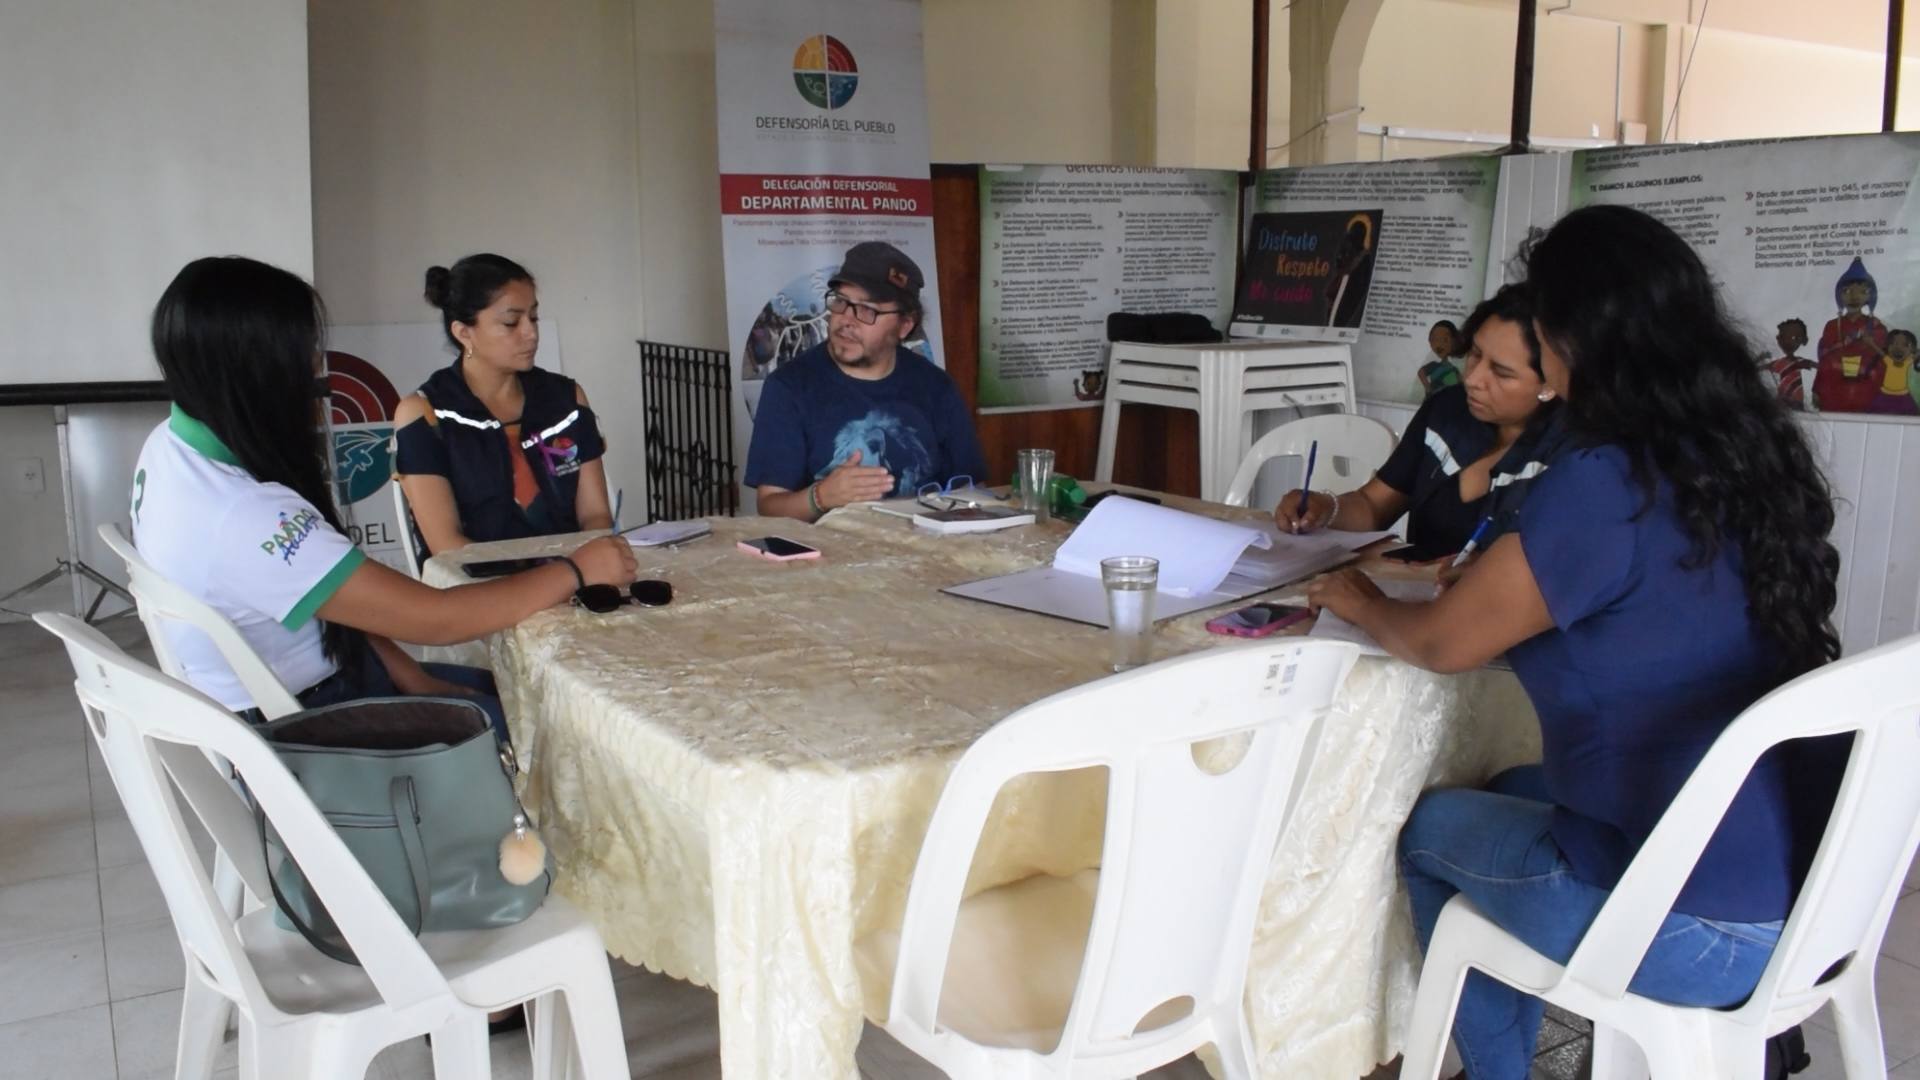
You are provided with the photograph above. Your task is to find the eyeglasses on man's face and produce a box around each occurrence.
[825,292,901,326]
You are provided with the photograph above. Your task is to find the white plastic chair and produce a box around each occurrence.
[1222,413,1397,508]
[392,477,424,579]
[36,611,628,1080]
[856,638,1361,1079]
[1401,633,1920,1080]
[98,523,304,720]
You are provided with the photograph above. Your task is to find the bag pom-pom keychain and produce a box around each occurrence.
[498,812,547,886]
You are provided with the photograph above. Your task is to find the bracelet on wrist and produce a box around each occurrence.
[559,556,586,591]
[1319,489,1340,524]
[806,483,824,519]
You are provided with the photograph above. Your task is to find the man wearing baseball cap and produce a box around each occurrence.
[745,241,987,521]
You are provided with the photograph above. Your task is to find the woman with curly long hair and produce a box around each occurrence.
[1308,206,1846,1080]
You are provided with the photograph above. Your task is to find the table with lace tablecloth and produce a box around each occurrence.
[423,501,1540,1080]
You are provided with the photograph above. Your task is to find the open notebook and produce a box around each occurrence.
[942,496,1389,628]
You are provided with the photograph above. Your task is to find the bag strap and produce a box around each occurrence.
[389,776,433,932]
[253,778,433,967]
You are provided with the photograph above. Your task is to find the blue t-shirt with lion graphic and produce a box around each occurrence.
[744,344,987,498]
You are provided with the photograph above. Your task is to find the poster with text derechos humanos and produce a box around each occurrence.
[713,0,943,463]
[976,166,1238,412]
[1573,133,1920,418]
[1253,158,1499,405]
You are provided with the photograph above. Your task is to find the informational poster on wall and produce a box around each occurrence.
[1252,158,1500,405]
[975,166,1238,412]
[712,0,943,469]
[1572,132,1920,418]
[323,323,563,572]
[1231,209,1386,334]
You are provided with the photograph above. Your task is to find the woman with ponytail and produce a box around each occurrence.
[132,256,637,742]
[394,254,613,558]
[1308,206,1846,1080]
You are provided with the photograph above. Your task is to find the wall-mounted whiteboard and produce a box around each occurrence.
[1,0,313,387]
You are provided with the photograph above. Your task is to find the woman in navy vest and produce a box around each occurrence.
[394,254,613,557]
[1277,284,1563,561]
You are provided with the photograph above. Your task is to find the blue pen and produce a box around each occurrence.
[1452,516,1492,568]
[611,488,624,534]
[1294,441,1318,528]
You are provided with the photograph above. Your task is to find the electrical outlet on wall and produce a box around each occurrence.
[14,458,45,493]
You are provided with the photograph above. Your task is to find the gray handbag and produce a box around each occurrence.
[255,697,550,965]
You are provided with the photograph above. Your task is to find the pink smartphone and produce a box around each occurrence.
[737,536,821,561]
[1205,602,1313,638]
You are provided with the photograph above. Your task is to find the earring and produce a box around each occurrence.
[1537,389,1555,401]
[463,347,473,361]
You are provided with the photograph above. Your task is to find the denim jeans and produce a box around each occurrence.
[1399,766,1783,1080]
[297,645,510,745]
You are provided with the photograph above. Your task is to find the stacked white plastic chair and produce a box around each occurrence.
[1401,633,1920,1080]
[37,612,628,1080]
[858,638,1361,1079]
[1221,413,1397,508]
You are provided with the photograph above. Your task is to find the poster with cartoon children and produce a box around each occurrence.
[1573,132,1920,422]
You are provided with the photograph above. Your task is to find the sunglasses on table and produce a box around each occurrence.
[572,580,672,613]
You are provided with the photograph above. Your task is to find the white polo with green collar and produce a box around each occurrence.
[127,406,366,710]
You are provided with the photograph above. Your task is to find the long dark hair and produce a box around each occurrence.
[423,254,534,354]
[1522,206,1840,674]
[151,256,365,674]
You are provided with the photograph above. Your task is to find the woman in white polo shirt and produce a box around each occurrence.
[131,256,639,741]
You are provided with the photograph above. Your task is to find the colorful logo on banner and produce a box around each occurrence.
[793,34,857,109]
[325,350,402,505]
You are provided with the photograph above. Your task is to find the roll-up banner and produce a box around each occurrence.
[1250,158,1501,406]
[975,166,1239,412]
[1572,133,1920,418]
[712,0,942,487]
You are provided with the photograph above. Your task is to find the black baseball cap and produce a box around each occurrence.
[829,241,924,308]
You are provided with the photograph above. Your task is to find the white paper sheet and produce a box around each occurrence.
[940,566,1292,628]
[1052,497,1270,597]
[1308,577,1437,654]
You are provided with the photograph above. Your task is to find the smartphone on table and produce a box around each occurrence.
[738,536,821,561]
[1205,602,1313,638]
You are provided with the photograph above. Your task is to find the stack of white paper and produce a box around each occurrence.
[1052,497,1271,597]
[1223,521,1394,589]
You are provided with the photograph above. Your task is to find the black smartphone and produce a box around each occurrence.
[738,536,821,561]
[463,557,555,578]
[1380,545,1446,565]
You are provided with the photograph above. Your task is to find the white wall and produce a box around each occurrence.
[308,0,650,499]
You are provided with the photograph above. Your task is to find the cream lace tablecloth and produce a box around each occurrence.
[423,503,1540,1080]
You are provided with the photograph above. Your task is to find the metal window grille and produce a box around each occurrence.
[639,341,738,521]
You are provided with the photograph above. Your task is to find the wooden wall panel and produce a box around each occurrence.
[930,165,1200,496]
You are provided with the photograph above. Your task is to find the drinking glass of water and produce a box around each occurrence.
[1100,555,1158,671]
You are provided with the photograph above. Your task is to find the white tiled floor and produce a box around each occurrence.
[1,613,1912,1080]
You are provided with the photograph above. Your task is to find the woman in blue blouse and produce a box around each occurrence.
[1309,206,1845,1080]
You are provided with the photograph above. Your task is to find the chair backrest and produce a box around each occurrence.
[97,523,303,719]
[390,476,424,579]
[1561,633,1920,1016]
[1224,413,1396,507]
[33,612,452,1021]
[889,638,1361,1068]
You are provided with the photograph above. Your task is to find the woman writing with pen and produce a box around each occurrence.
[1308,206,1845,1080]
[1276,285,1562,562]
